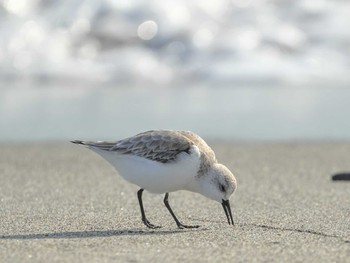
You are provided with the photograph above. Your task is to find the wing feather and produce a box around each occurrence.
[73,130,203,164]
[112,130,193,163]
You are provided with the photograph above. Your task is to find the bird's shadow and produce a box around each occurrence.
[0,228,207,240]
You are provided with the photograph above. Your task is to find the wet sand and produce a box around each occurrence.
[0,142,349,262]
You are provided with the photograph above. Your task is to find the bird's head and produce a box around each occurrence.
[198,163,237,225]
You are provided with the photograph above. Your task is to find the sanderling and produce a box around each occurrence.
[71,130,237,229]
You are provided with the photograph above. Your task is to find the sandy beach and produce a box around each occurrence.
[0,142,349,262]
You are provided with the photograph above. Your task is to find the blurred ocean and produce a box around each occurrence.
[0,0,350,141]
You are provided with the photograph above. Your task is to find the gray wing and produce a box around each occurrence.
[112,130,193,163]
[73,130,193,163]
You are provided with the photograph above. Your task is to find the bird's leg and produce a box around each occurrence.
[163,193,200,229]
[137,189,161,229]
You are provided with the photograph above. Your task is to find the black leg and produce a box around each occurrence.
[163,193,199,229]
[137,189,161,229]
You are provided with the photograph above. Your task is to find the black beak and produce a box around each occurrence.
[221,199,234,225]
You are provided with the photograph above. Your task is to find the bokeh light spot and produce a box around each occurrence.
[137,20,158,41]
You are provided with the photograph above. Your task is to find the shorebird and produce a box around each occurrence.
[71,130,237,229]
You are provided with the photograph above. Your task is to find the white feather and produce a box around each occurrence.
[90,145,201,193]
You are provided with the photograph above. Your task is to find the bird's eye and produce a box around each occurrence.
[219,184,226,192]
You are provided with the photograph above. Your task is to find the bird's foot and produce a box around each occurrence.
[176,223,200,229]
[143,219,161,229]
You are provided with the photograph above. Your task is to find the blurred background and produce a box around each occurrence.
[0,0,350,142]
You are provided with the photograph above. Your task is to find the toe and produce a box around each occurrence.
[177,223,200,229]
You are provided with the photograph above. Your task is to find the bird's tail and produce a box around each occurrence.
[71,140,87,146]
[71,140,117,151]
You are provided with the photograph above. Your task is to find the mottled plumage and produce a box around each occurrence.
[112,130,193,163]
